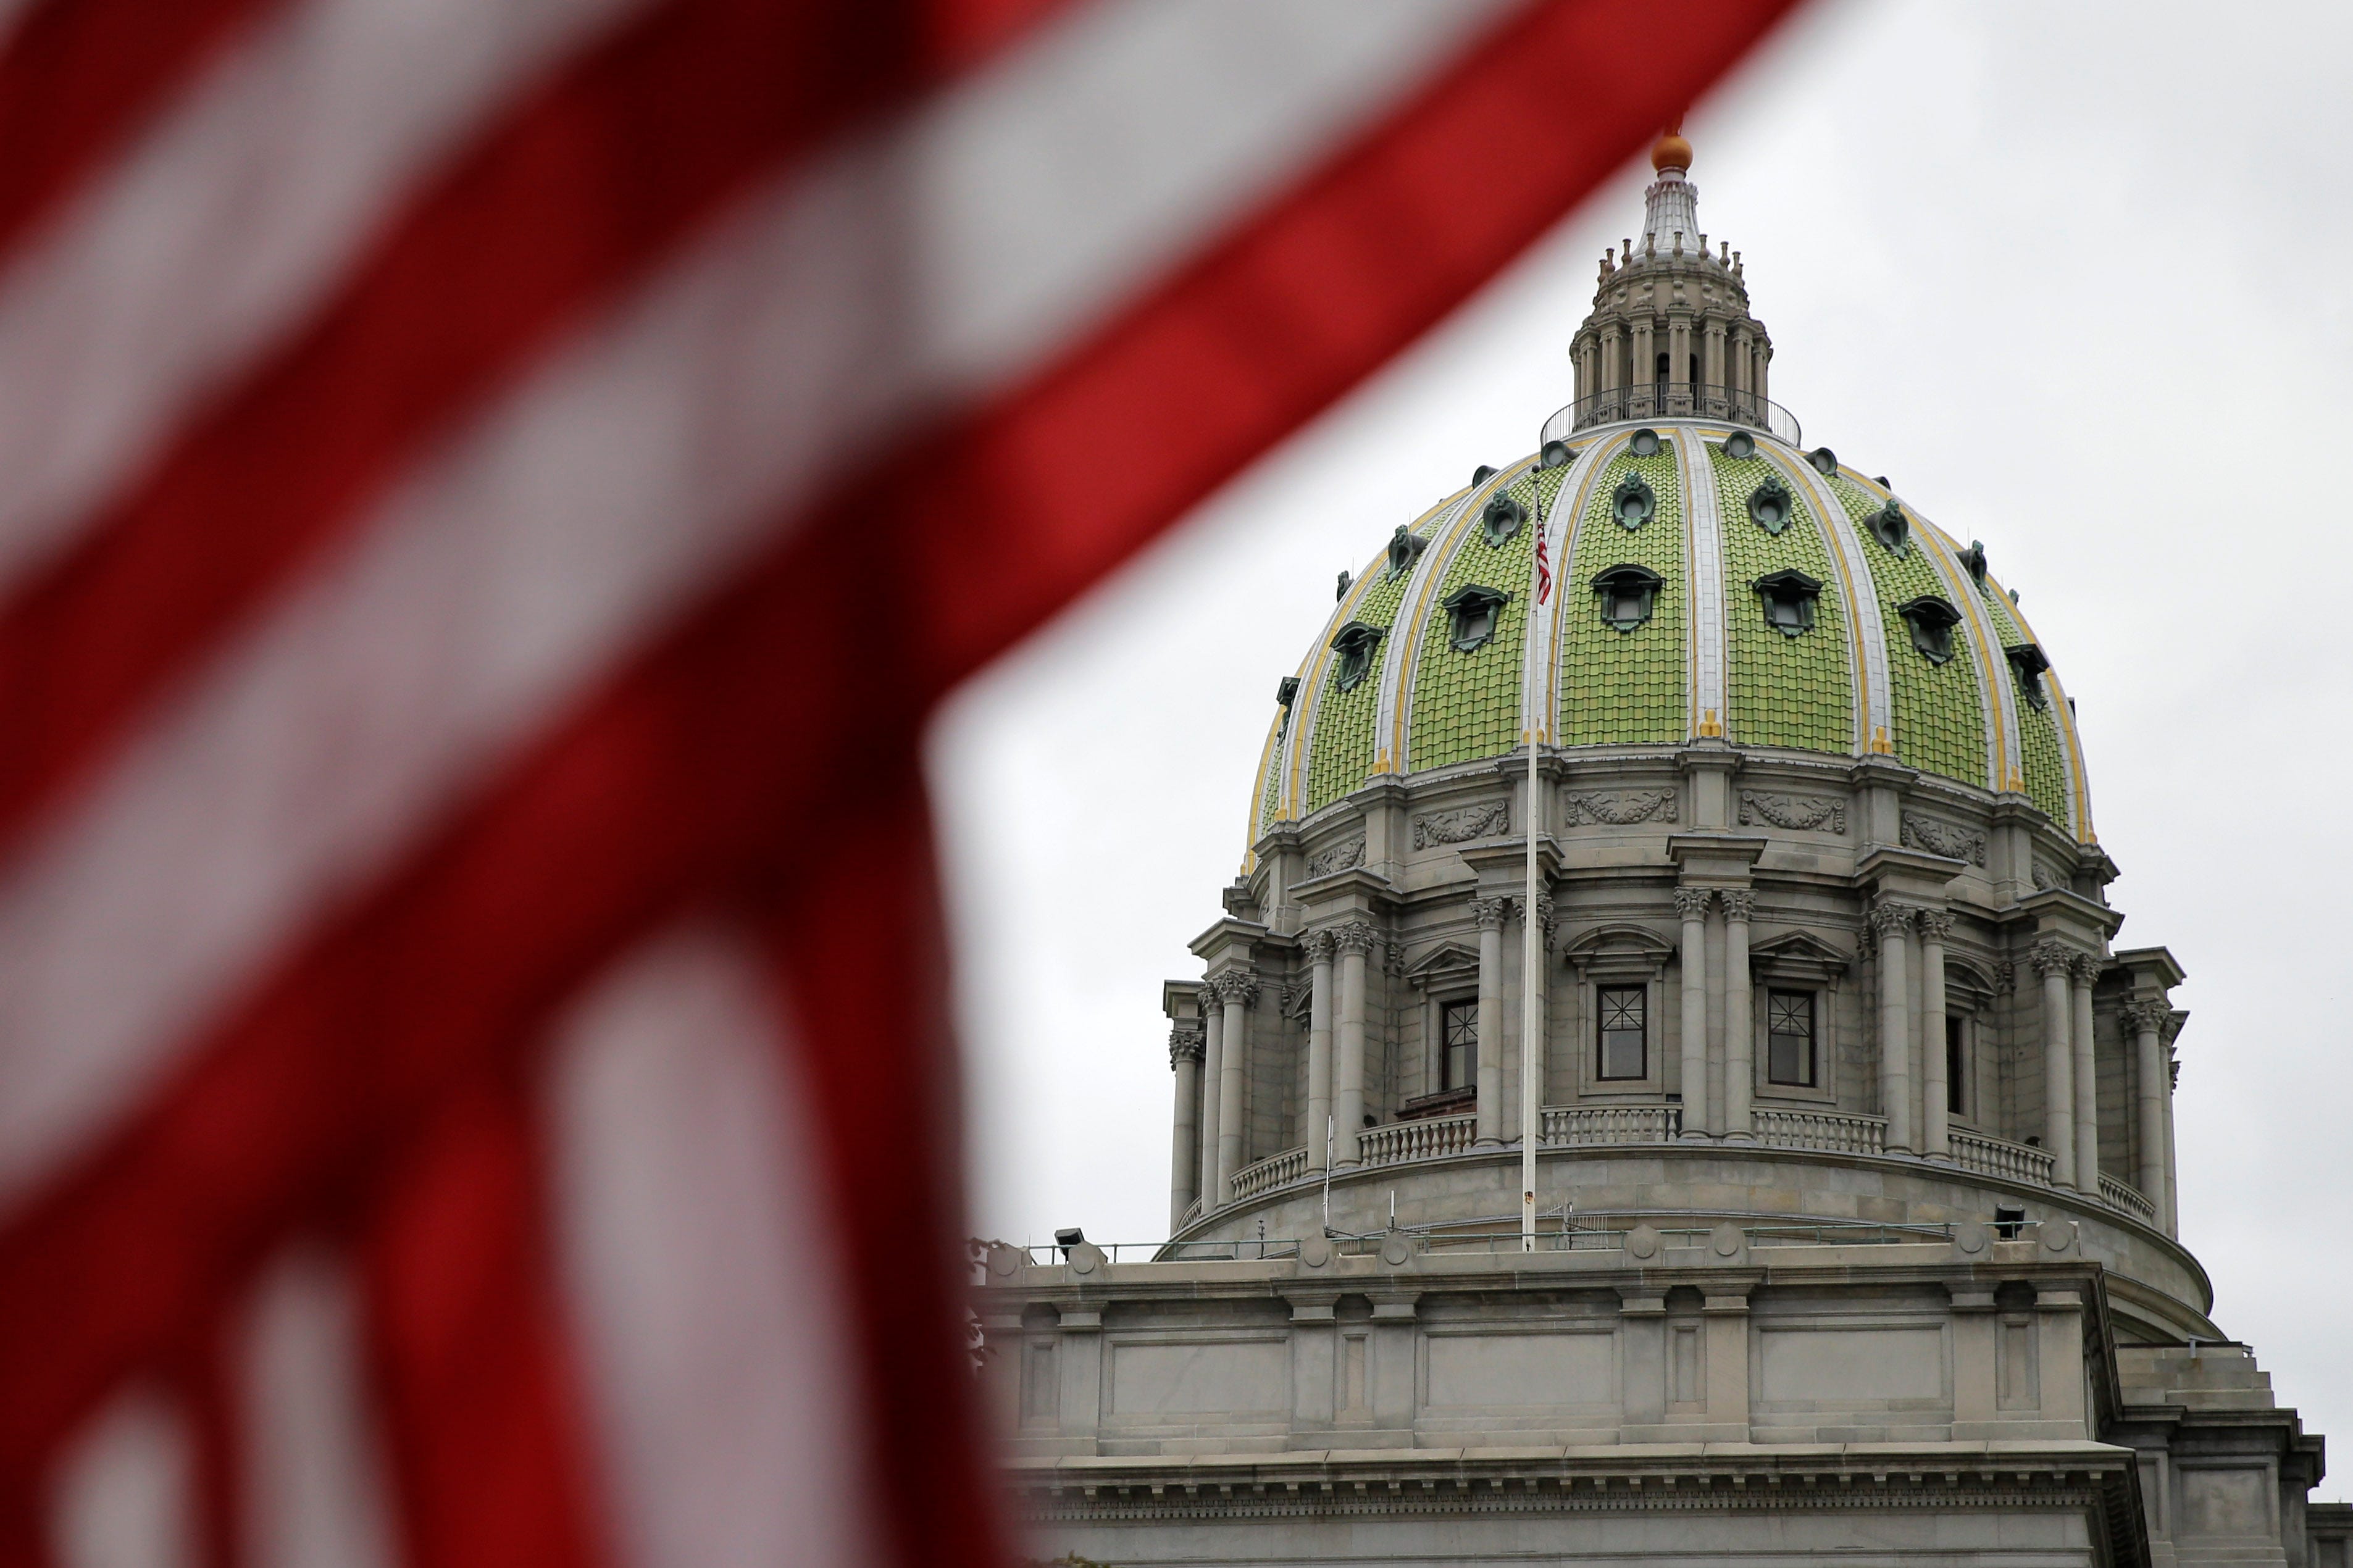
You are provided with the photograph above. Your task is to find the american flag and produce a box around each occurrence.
[0,1,1791,1562]
[1536,514,1555,605]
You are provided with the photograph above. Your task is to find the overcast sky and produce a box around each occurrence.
[927,1,2353,1490]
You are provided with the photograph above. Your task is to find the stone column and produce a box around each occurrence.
[1918,910,1953,1160]
[1472,896,1510,1145]
[1675,887,1713,1137]
[1215,971,1256,1204]
[1528,893,1553,1137]
[2161,1019,2181,1233]
[2033,941,2076,1188]
[1333,922,1374,1166]
[1305,930,1335,1172]
[2070,953,2100,1196]
[1721,890,1754,1138]
[2126,999,2168,1224]
[1870,903,1915,1153]
[1197,998,1224,1209]
[1168,1023,1205,1230]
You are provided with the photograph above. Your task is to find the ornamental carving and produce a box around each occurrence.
[1902,814,1986,866]
[1994,960,2017,993]
[1738,790,1845,834]
[1866,901,1916,939]
[2121,999,2174,1036]
[1412,800,1509,848]
[1167,1023,1205,1067]
[1470,895,1513,931]
[1718,889,1755,922]
[1334,922,1378,957]
[1302,928,1336,963]
[1210,970,1259,1007]
[1381,940,1406,979]
[1563,789,1679,826]
[1533,891,1555,944]
[1673,887,1715,920]
[1915,909,1955,943]
[1305,836,1365,878]
[2070,951,2106,984]
[2029,939,2077,978]
[2031,862,2061,891]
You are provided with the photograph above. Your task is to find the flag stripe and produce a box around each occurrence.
[0,0,277,261]
[0,0,665,601]
[0,0,1518,1222]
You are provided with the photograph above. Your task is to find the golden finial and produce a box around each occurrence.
[1650,122,1692,174]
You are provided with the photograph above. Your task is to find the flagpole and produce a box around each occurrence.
[1520,467,1550,1253]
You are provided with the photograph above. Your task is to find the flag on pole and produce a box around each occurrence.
[0,1,1797,1562]
[1536,513,1555,605]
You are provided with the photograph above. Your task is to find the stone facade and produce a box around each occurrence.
[978,133,2330,1568]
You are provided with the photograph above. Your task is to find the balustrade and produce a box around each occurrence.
[1540,1105,1681,1146]
[1356,1112,1477,1167]
[1950,1128,2056,1186]
[1753,1107,1886,1155]
[2099,1172,2157,1223]
[1227,1147,1309,1201]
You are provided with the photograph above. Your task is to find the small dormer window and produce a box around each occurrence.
[1330,623,1384,691]
[1591,564,1663,633]
[2006,641,2051,709]
[1753,569,1821,636]
[1866,498,1909,554]
[1897,595,1962,665]
[1540,440,1576,470]
[1472,464,1497,486]
[1611,472,1656,530]
[1276,674,1300,714]
[1480,493,1526,547]
[1961,540,1988,587]
[1807,446,1837,475]
[1386,525,1427,578]
[1746,476,1793,535]
[1629,427,1661,457]
[1442,585,1511,651]
[1723,430,1757,461]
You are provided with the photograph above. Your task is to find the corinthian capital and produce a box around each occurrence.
[1471,895,1513,931]
[1210,969,1258,1007]
[2070,950,2106,985]
[1335,920,1377,957]
[1718,889,1755,923]
[1673,886,1715,921]
[2120,999,2172,1036]
[1915,909,1954,943]
[2030,939,2076,978]
[1866,901,1915,941]
[1303,928,1336,963]
[1168,1022,1205,1067]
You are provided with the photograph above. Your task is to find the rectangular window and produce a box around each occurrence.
[1766,989,1815,1086]
[1946,1014,1966,1115]
[1440,998,1477,1091]
[1597,985,1647,1080]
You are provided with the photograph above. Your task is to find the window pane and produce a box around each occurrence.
[1442,999,1477,1091]
[1597,986,1645,1079]
[1766,989,1813,1086]
[1946,1015,1965,1114]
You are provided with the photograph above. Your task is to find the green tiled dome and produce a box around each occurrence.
[1249,420,2094,859]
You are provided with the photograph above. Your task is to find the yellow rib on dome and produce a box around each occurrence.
[1999,588,2096,843]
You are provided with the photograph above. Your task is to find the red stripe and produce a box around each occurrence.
[0,0,1795,1554]
[357,1071,606,1568]
[0,0,1072,861]
[0,0,286,259]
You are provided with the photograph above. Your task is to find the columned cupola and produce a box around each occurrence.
[1569,130,1776,433]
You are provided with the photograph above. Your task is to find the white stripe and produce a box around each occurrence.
[546,927,877,1568]
[0,4,1516,1210]
[1783,456,1893,753]
[49,1388,196,1568]
[1519,440,1610,740]
[1678,428,1728,735]
[0,0,659,597]
[238,1252,399,1568]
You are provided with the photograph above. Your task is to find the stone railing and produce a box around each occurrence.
[1358,1112,1477,1168]
[1753,1107,1886,1155]
[1950,1128,2055,1187]
[1180,1196,1202,1228]
[1541,1104,1680,1146]
[1229,1148,1309,1201]
[2100,1172,2157,1224]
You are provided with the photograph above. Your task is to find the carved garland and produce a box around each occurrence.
[1737,790,1845,834]
[1561,790,1678,826]
[1412,800,1510,848]
[1902,814,1987,866]
[1305,836,1366,878]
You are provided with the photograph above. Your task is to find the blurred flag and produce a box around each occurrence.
[0,1,1795,1564]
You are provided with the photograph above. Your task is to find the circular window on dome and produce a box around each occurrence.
[1611,472,1656,530]
[1722,430,1757,461]
[1867,498,1909,555]
[1896,595,1962,665]
[1540,439,1576,470]
[1480,493,1527,548]
[1472,464,1497,486]
[1745,476,1793,535]
[1590,564,1663,633]
[1442,584,1512,652]
[1628,427,1661,457]
[1807,446,1837,475]
[1329,622,1383,692]
[1753,569,1822,637]
[1385,523,1428,578]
